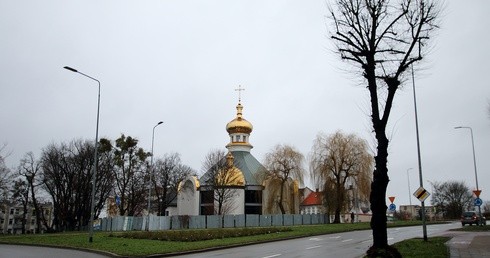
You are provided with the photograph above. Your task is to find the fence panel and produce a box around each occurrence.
[206,215,223,229]
[272,215,283,226]
[189,215,206,229]
[223,215,235,228]
[100,213,332,231]
[246,214,259,227]
[158,216,171,230]
[259,215,272,227]
[293,214,303,225]
[131,216,143,230]
[283,214,293,226]
[235,214,246,228]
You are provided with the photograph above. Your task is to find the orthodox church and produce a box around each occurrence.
[177,92,300,215]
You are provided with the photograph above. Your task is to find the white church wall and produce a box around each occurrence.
[215,188,245,215]
[177,178,199,216]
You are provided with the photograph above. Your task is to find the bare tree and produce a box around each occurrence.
[310,131,373,223]
[0,143,14,204]
[263,144,305,214]
[201,149,244,215]
[328,0,440,252]
[18,152,49,233]
[484,201,490,214]
[41,139,113,231]
[11,179,29,233]
[152,153,195,215]
[430,181,472,219]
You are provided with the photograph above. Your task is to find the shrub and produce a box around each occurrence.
[118,227,292,242]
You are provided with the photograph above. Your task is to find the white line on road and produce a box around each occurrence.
[262,254,282,258]
[329,236,341,239]
[309,237,323,241]
[306,245,322,250]
[341,239,353,242]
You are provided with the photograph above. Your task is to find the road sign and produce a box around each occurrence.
[389,204,396,211]
[388,196,395,203]
[474,198,483,206]
[473,190,482,198]
[413,187,430,202]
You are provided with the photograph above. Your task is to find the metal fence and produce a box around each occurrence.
[100,214,329,231]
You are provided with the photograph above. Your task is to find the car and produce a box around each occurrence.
[461,211,486,226]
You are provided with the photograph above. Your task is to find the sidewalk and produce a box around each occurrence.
[444,231,490,257]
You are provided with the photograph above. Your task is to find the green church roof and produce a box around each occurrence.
[200,150,266,187]
[231,151,266,186]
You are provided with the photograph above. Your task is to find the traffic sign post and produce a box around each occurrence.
[389,203,397,211]
[473,190,481,198]
[413,187,430,202]
[474,198,482,207]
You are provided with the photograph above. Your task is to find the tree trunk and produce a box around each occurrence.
[333,177,344,223]
[278,180,286,214]
[370,131,390,248]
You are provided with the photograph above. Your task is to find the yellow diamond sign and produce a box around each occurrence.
[413,187,430,202]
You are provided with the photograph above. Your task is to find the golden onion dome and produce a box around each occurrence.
[226,102,253,134]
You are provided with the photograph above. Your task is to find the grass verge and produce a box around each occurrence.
[393,236,450,258]
[451,225,490,232]
[0,221,445,257]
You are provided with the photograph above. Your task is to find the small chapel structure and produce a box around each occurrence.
[177,89,300,215]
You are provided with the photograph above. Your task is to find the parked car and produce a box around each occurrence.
[461,211,486,226]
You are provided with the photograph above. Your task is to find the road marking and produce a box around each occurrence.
[306,245,322,250]
[341,239,353,242]
[329,236,341,239]
[388,237,394,241]
[309,237,323,241]
[362,240,371,244]
[262,254,281,258]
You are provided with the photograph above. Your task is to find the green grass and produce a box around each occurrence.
[0,221,446,257]
[393,237,450,258]
[451,224,490,232]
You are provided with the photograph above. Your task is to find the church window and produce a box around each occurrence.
[245,190,262,203]
[236,135,241,142]
[243,136,247,142]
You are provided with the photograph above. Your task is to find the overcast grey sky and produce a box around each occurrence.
[1,0,489,208]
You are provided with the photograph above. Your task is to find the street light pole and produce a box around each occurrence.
[411,65,427,241]
[406,168,413,216]
[454,126,482,225]
[147,121,163,231]
[63,66,100,243]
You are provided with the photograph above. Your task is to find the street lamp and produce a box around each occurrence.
[63,66,100,243]
[406,168,413,205]
[454,126,482,225]
[406,168,416,220]
[147,121,163,231]
[411,65,427,241]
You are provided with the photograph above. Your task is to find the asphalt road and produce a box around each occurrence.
[0,222,460,258]
[171,222,461,258]
[0,244,110,258]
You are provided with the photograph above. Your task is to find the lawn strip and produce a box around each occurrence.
[0,221,448,257]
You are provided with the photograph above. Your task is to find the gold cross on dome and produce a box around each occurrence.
[235,85,245,102]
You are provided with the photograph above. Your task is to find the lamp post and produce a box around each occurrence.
[63,66,100,243]
[411,65,427,241]
[454,126,482,225]
[147,121,163,231]
[406,168,413,218]
[406,168,413,206]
